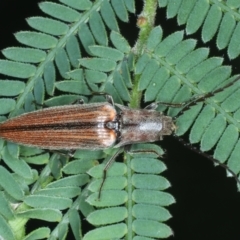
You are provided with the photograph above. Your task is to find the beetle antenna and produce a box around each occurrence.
[173,134,240,187]
[171,76,240,188]
[145,76,240,114]
[174,75,240,119]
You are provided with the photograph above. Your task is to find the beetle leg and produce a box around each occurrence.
[98,147,123,199]
[91,92,115,106]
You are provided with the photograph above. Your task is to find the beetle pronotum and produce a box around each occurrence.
[0,76,240,196]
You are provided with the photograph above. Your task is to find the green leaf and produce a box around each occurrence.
[201,114,226,152]
[88,162,127,178]
[131,158,166,174]
[0,60,36,78]
[100,1,119,32]
[133,219,173,238]
[158,0,167,7]
[89,46,124,61]
[138,59,159,91]
[110,31,131,53]
[18,208,62,222]
[177,0,197,25]
[155,31,184,56]
[43,61,55,96]
[217,12,236,50]
[15,31,58,49]
[24,227,50,240]
[130,143,164,157]
[79,58,116,72]
[44,95,86,107]
[86,207,127,225]
[2,47,46,63]
[78,24,95,54]
[55,80,91,95]
[165,39,197,65]
[176,48,209,74]
[221,88,240,112]
[176,104,203,136]
[36,187,80,198]
[89,11,107,46]
[39,2,81,22]
[111,0,129,22]
[146,26,163,51]
[83,223,127,240]
[156,75,181,107]
[68,209,82,240]
[55,48,71,78]
[0,215,15,240]
[124,0,135,13]
[166,0,181,18]
[0,191,14,220]
[27,17,69,36]
[132,174,170,191]
[47,174,89,188]
[34,77,45,104]
[19,145,45,157]
[67,69,83,81]
[135,53,151,74]
[88,176,126,192]
[186,57,223,83]
[86,190,127,207]
[190,105,215,144]
[60,0,92,10]
[202,4,222,43]
[85,69,107,83]
[23,153,49,165]
[133,204,171,221]
[63,159,96,175]
[113,71,130,101]
[0,166,24,200]
[57,222,68,239]
[186,0,209,35]
[132,189,175,206]
[0,80,25,96]
[66,35,81,67]
[198,66,231,92]
[214,124,239,163]
[2,145,33,179]
[104,81,123,104]
[74,149,105,160]
[228,22,240,59]
[121,59,132,87]
[24,195,72,210]
[227,140,240,174]
[0,98,16,114]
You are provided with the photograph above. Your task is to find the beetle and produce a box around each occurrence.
[0,76,239,195]
[1,75,238,150]
[0,98,175,150]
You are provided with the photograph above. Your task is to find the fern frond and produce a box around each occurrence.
[0,0,240,239]
[0,0,135,238]
[86,144,174,239]
[160,0,240,59]
[140,25,240,192]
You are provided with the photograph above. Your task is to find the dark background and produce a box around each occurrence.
[0,1,240,240]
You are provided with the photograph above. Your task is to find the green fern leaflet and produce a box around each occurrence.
[0,0,239,239]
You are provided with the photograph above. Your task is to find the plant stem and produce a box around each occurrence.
[130,0,158,109]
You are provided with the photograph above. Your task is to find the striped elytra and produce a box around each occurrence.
[0,102,175,150]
